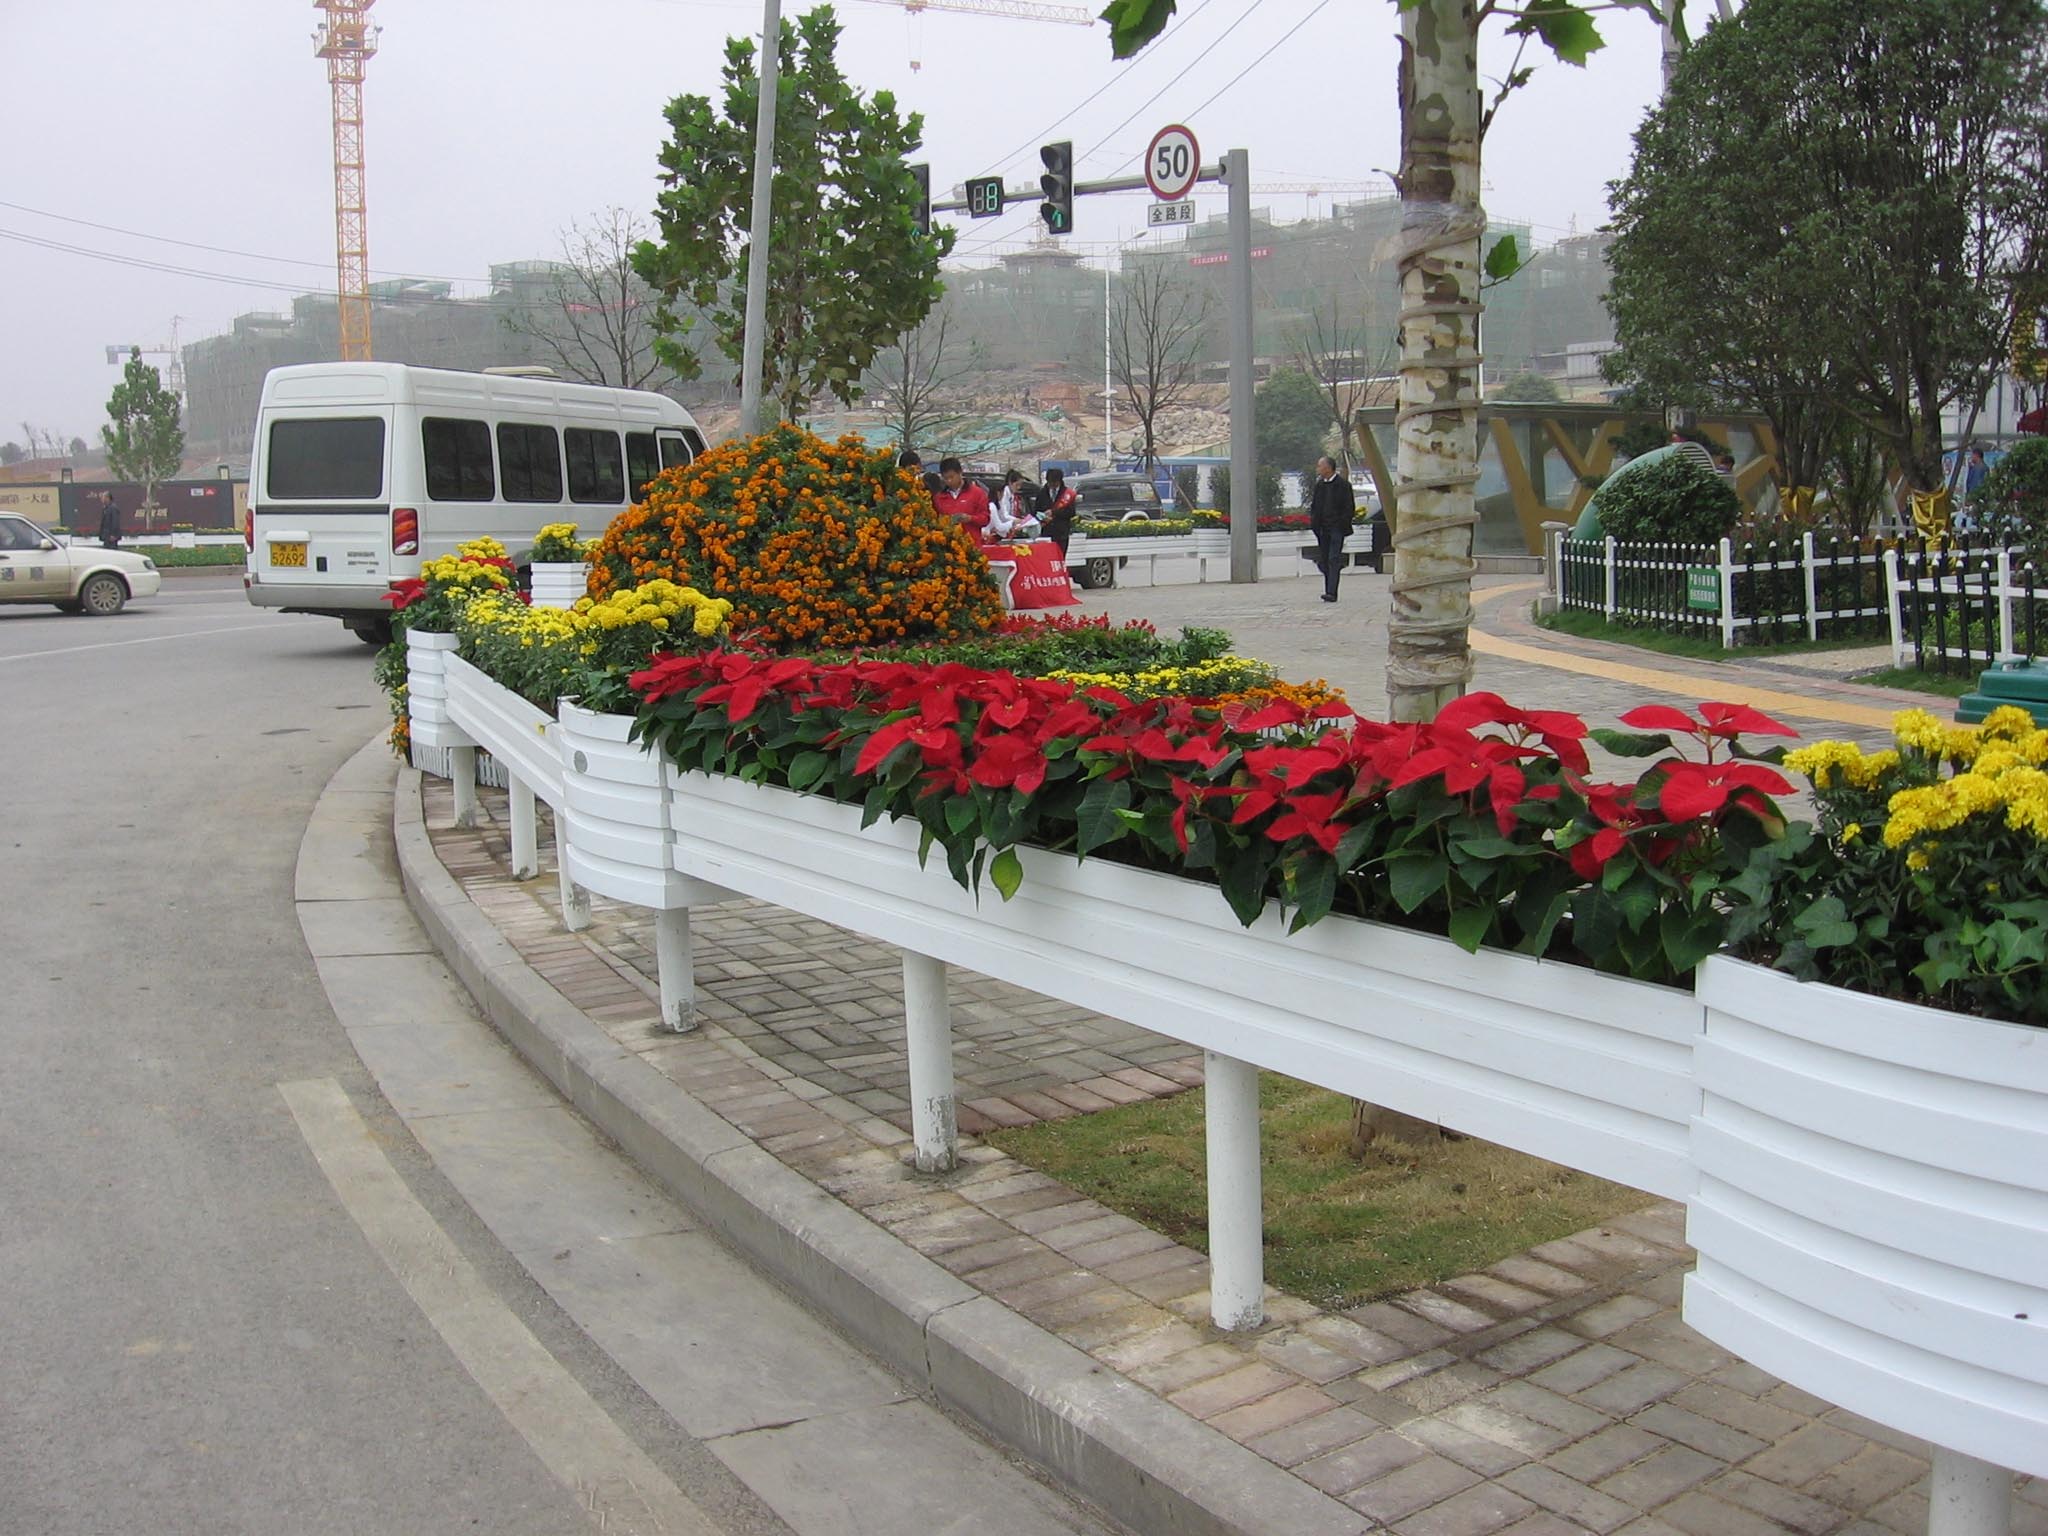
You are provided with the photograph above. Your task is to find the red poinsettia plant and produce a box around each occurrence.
[629,649,1796,984]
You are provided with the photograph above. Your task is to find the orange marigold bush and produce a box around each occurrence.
[586,424,1003,651]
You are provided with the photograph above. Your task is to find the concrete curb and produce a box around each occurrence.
[390,766,1368,1536]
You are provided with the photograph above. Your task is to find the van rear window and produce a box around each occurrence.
[267,418,385,500]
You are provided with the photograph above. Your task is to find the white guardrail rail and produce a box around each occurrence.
[412,647,2046,1534]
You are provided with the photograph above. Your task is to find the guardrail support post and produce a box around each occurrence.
[902,952,957,1173]
[556,836,592,933]
[1204,1050,1264,1330]
[654,906,695,1032]
[1928,1447,2010,1536]
[508,775,538,879]
[450,744,479,829]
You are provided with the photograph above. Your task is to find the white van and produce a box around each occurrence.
[243,362,707,642]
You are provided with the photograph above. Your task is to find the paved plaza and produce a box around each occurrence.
[421,574,2041,1535]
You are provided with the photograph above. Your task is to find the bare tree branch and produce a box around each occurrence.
[862,305,979,455]
[501,208,691,394]
[1107,262,1212,472]
[1293,299,1396,474]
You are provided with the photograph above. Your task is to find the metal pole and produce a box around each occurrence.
[1104,257,1113,468]
[736,0,782,438]
[1225,149,1257,583]
[1928,1448,2011,1536]
[509,775,537,879]
[654,907,695,1032]
[902,952,957,1173]
[1204,1050,1264,1329]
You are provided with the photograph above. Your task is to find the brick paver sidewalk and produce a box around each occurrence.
[424,780,2042,1536]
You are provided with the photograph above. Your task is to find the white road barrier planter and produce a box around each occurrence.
[529,561,591,610]
[1688,956,2048,1483]
[444,654,563,806]
[404,630,468,753]
[558,701,686,909]
[662,769,1704,1199]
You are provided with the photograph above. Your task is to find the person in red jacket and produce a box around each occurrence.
[931,457,991,540]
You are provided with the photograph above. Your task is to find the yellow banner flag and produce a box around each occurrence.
[1909,487,1952,539]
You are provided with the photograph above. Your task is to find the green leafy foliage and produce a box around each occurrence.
[1605,0,2048,496]
[633,6,953,420]
[1970,439,2048,553]
[1593,453,1739,545]
[100,349,185,506]
[1254,368,1332,473]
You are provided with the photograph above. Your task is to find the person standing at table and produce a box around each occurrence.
[1308,456,1355,604]
[931,458,991,540]
[1037,468,1078,557]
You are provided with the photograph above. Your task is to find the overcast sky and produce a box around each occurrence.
[1,0,1664,447]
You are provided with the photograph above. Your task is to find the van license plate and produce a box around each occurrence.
[271,541,307,568]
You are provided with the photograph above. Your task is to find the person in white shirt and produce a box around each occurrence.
[988,471,1042,539]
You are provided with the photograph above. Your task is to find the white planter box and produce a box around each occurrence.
[1067,533,1202,589]
[444,653,563,805]
[1686,956,2048,1477]
[404,629,471,753]
[529,561,590,610]
[559,701,702,909]
[171,530,197,550]
[664,770,1703,1197]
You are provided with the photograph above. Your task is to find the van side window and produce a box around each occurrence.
[682,428,707,461]
[564,428,625,505]
[498,423,563,503]
[268,417,385,499]
[658,431,696,470]
[422,418,495,502]
[626,432,661,501]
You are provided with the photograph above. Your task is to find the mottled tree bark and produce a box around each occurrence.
[1386,0,1483,726]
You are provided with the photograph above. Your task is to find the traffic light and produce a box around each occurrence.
[1039,141,1074,235]
[910,162,931,235]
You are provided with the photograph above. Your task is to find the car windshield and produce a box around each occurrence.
[0,516,53,550]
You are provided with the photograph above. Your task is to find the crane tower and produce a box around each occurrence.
[315,0,379,361]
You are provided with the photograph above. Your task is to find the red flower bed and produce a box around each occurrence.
[629,651,1794,982]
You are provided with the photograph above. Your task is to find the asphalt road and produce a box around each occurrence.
[0,575,768,1534]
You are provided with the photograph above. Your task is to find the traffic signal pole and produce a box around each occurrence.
[925,149,1259,583]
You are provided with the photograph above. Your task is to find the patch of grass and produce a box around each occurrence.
[987,1075,1646,1310]
[1538,608,1878,660]
[1853,666,1977,699]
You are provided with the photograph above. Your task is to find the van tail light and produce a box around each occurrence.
[244,518,255,552]
[392,507,419,556]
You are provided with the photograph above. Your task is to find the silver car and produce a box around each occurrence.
[0,513,163,615]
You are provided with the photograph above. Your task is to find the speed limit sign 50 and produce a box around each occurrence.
[1145,124,1200,203]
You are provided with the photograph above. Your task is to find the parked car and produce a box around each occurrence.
[0,514,162,615]
[1071,472,1162,522]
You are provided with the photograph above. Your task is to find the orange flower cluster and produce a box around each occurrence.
[1214,678,1349,712]
[586,425,1003,651]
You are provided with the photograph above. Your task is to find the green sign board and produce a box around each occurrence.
[1686,567,1721,613]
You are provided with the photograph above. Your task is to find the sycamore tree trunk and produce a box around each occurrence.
[1387,0,1483,725]
[1354,0,1485,1154]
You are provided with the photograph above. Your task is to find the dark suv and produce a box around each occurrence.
[1071,473,1163,522]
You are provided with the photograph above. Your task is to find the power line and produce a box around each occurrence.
[0,199,491,286]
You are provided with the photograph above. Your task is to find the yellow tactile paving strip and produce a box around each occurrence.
[1469,583,1899,731]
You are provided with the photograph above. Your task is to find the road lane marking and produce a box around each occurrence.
[278,1078,722,1536]
[0,622,288,663]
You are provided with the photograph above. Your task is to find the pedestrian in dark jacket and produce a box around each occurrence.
[1308,458,1355,603]
[98,493,122,549]
[1037,468,1079,556]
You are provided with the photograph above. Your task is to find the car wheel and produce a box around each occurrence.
[78,573,127,616]
[1078,556,1117,590]
[347,616,393,646]
[53,600,83,614]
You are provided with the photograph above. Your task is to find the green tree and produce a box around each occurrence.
[101,348,184,513]
[1255,368,1332,472]
[1607,0,2048,499]
[1594,453,1740,544]
[0,442,22,466]
[1493,371,1561,403]
[634,6,953,423]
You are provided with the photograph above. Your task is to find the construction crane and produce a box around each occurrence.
[851,0,1090,71]
[314,0,378,361]
[104,317,187,405]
